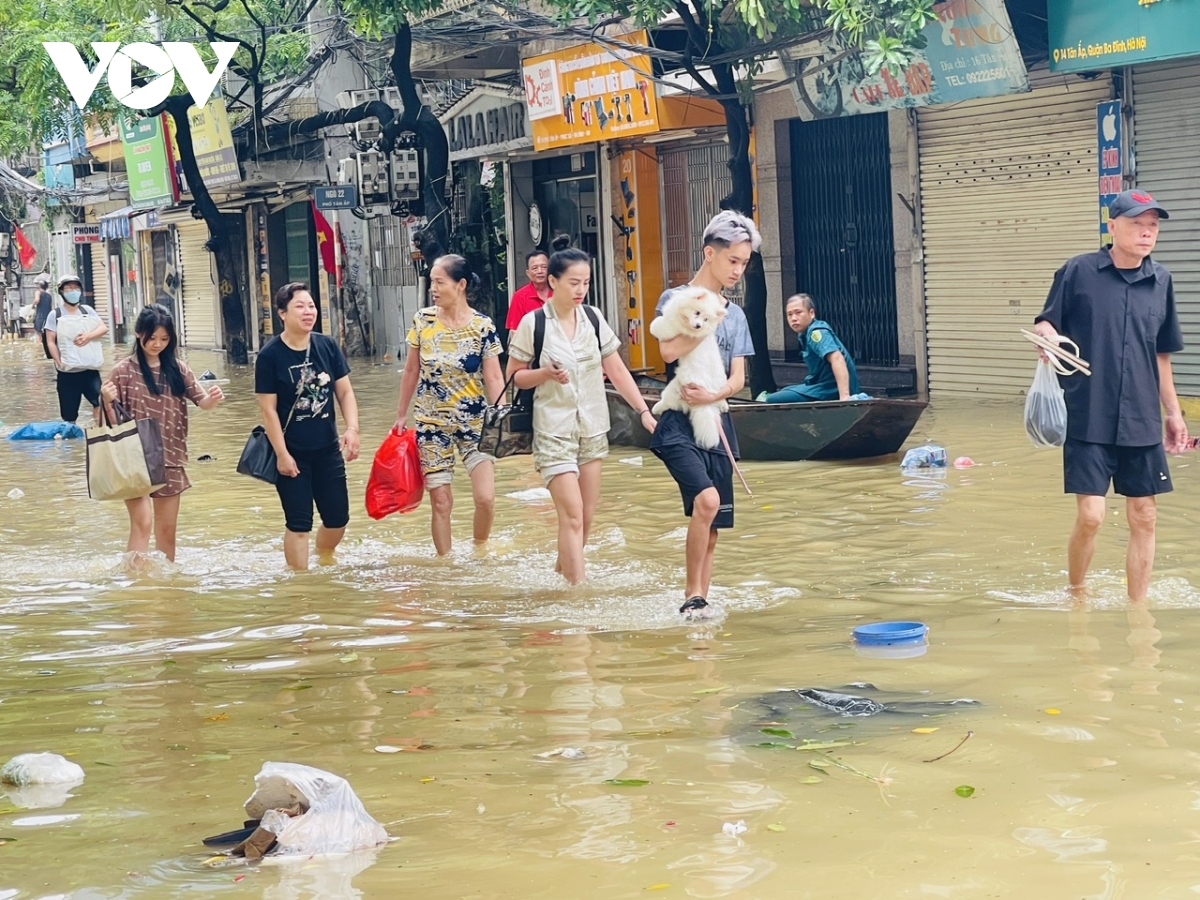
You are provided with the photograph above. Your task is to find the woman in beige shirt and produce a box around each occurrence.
[506,248,653,584]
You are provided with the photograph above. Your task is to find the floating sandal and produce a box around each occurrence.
[1019,329,1092,377]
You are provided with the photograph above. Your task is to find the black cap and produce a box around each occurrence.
[1109,189,1169,220]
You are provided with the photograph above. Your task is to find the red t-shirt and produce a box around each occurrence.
[506,282,548,330]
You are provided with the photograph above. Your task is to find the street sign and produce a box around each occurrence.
[313,185,358,211]
[71,223,101,243]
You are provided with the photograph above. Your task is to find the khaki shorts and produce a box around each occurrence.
[534,432,609,485]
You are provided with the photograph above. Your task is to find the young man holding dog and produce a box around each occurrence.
[651,210,759,616]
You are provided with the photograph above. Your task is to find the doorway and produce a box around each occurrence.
[789,113,898,366]
[530,152,607,317]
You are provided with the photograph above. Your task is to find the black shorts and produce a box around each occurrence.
[652,440,735,529]
[275,442,350,533]
[1063,438,1172,498]
[56,369,101,422]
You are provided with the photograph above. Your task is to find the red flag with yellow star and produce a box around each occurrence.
[13,224,36,270]
[311,201,337,284]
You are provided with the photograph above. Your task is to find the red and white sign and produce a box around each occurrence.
[71,224,102,243]
[522,58,561,121]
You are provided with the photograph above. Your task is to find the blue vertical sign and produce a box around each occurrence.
[1097,100,1122,247]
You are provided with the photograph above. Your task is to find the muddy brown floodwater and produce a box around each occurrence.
[0,336,1198,899]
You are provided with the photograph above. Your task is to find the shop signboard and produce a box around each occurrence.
[119,114,176,208]
[166,94,241,193]
[787,0,1028,119]
[71,224,101,243]
[1097,100,1123,247]
[440,82,532,161]
[1049,0,1200,73]
[189,96,240,187]
[522,31,660,151]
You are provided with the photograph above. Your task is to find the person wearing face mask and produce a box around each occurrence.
[43,275,108,424]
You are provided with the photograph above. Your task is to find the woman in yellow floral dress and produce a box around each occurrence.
[396,255,505,555]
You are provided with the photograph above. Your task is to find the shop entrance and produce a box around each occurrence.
[530,153,608,317]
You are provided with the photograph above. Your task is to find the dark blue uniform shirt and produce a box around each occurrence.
[1036,249,1183,447]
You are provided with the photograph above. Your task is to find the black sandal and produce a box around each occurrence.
[679,596,709,614]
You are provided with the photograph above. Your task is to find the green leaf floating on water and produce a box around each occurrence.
[760,728,794,738]
[795,740,853,751]
[767,823,786,832]
[800,775,823,784]
[955,785,975,798]
[603,779,650,786]
[755,741,795,749]
[194,753,232,762]
[338,652,359,663]
[0,836,17,845]
[283,684,313,691]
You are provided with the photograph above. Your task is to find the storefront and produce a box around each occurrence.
[1130,58,1200,395]
[440,82,530,331]
[1048,0,1199,397]
[98,207,138,343]
[519,30,733,370]
[918,69,1112,396]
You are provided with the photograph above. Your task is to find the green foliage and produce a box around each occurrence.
[563,0,934,75]
[0,0,315,156]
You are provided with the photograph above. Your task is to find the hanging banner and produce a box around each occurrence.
[522,31,660,151]
[190,96,241,187]
[787,0,1028,119]
[120,115,176,208]
[1097,100,1123,248]
[1049,0,1200,73]
[166,95,241,194]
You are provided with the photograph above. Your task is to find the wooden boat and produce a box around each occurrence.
[606,384,928,462]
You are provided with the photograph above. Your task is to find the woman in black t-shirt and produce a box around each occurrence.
[255,282,361,569]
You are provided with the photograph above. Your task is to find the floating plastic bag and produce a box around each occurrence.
[1,752,85,786]
[1024,360,1068,448]
[244,762,389,857]
[900,444,947,469]
[6,421,83,441]
[365,427,423,519]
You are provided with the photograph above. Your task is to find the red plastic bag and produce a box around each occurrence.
[365,427,424,519]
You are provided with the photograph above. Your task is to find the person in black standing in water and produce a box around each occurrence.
[255,282,361,570]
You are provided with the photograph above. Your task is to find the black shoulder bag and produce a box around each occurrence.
[237,343,310,483]
[479,307,602,459]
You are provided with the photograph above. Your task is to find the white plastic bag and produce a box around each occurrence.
[1024,360,1068,447]
[245,762,389,856]
[1,752,85,786]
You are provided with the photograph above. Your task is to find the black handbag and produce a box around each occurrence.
[237,426,279,484]
[238,343,308,483]
[479,373,533,459]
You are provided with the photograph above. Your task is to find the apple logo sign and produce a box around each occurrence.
[1103,109,1117,142]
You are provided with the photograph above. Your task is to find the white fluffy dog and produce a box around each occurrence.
[650,287,728,449]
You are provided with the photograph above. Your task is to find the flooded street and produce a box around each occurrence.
[1,336,1198,899]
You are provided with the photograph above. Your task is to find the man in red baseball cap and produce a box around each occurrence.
[1033,189,1187,602]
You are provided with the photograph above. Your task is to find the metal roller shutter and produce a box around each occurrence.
[88,248,109,325]
[177,222,218,349]
[1132,60,1200,396]
[918,75,1112,396]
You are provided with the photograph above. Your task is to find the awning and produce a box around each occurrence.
[99,206,136,240]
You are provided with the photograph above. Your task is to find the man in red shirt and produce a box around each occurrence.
[505,250,550,330]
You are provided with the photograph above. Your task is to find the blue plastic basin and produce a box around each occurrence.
[853,621,928,645]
